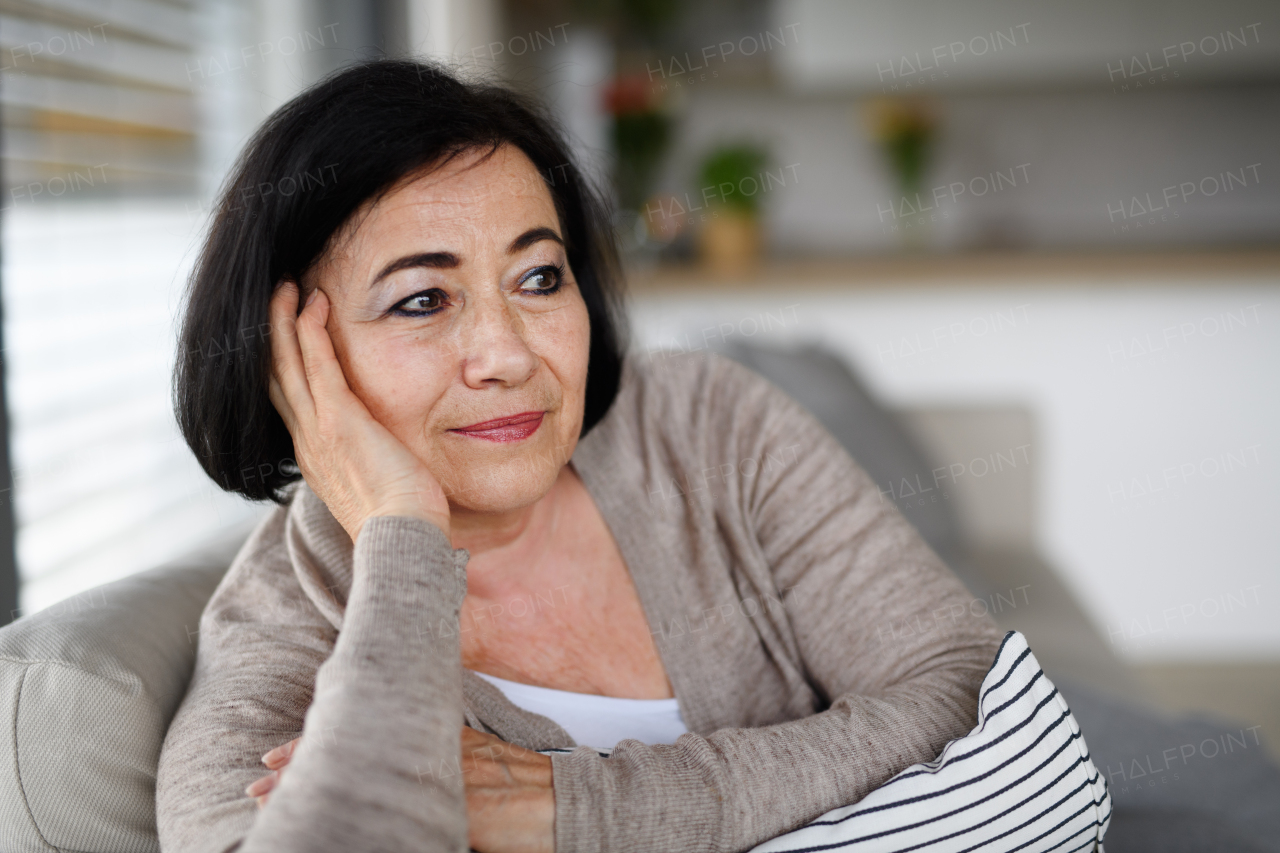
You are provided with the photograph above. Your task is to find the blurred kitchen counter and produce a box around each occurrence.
[626,249,1280,294]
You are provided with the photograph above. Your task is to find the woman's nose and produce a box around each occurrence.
[457,294,539,389]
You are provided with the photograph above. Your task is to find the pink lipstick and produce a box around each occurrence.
[449,411,544,443]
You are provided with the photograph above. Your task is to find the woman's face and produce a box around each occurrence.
[303,144,591,514]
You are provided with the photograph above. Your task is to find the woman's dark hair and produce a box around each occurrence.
[174,60,627,504]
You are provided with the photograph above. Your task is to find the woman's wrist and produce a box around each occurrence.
[344,516,467,645]
[360,502,451,542]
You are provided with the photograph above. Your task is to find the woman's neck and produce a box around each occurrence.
[447,466,570,592]
[449,501,543,554]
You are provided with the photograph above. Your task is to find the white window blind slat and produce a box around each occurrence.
[0,14,194,90]
[33,0,200,48]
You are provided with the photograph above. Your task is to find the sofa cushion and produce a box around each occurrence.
[0,540,238,853]
[1061,678,1280,852]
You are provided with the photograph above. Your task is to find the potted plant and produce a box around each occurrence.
[696,143,769,274]
[865,98,936,248]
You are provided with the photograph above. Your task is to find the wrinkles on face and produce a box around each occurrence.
[304,144,591,516]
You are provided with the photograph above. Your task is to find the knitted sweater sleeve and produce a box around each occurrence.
[157,513,470,853]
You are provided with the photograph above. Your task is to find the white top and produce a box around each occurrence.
[469,670,689,750]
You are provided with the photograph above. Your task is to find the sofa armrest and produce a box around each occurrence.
[0,533,245,853]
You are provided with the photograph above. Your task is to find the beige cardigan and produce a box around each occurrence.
[156,350,1002,853]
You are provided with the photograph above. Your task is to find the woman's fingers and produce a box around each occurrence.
[267,375,297,435]
[262,736,302,770]
[245,770,278,799]
[244,734,302,808]
[268,281,315,423]
[293,289,358,406]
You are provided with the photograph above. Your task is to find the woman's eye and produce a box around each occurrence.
[519,265,564,295]
[391,289,448,316]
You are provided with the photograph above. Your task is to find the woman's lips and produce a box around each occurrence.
[449,411,545,442]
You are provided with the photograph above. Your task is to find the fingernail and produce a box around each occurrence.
[305,290,317,306]
[245,774,275,797]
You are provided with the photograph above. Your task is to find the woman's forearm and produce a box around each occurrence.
[239,515,470,853]
[549,653,988,853]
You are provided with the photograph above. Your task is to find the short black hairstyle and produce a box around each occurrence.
[174,60,626,504]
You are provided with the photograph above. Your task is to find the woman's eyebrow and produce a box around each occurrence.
[370,251,458,288]
[508,227,563,253]
[368,228,562,289]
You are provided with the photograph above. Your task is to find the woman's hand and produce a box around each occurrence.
[268,281,451,541]
[249,728,555,853]
[459,725,556,853]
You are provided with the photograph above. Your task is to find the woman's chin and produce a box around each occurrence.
[437,460,566,517]
[445,488,547,517]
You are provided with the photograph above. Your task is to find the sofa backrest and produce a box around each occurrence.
[0,538,240,853]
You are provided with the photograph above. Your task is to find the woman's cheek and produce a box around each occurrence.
[532,300,591,383]
[347,335,456,433]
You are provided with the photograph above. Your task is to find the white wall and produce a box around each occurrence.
[630,275,1280,662]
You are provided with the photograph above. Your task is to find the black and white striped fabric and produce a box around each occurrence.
[747,630,1111,852]
[542,631,1110,852]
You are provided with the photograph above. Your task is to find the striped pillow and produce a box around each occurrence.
[748,630,1111,852]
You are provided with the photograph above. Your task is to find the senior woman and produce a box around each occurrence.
[157,60,1002,853]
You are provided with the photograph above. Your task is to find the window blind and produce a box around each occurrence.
[2,0,264,615]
